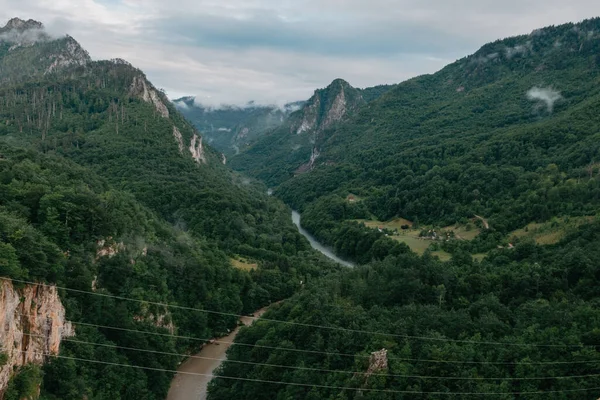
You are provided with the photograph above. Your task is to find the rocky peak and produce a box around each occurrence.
[294,78,364,135]
[41,35,91,74]
[329,78,352,90]
[0,17,49,48]
[1,17,43,32]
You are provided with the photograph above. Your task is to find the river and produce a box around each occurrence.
[291,210,355,268]
[167,211,353,400]
[166,307,269,400]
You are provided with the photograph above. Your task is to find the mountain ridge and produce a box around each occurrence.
[0,17,90,83]
[228,78,396,184]
[0,16,337,398]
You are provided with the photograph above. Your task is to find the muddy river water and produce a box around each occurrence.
[166,307,269,400]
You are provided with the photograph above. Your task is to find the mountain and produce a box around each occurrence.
[208,18,600,399]
[229,79,395,185]
[0,18,90,84]
[173,98,305,157]
[224,18,600,262]
[0,17,337,399]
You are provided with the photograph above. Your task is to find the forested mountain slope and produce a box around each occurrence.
[229,18,600,262]
[177,82,395,165]
[230,79,395,185]
[206,19,600,399]
[0,18,337,399]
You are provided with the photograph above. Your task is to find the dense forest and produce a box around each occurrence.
[206,17,600,400]
[231,18,600,264]
[210,220,600,399]
[2,14,600,400]
[0,21,339,399]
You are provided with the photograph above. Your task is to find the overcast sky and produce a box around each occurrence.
[2,0,600,106]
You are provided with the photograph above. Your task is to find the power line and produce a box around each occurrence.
[3,277,592,349]
[19,332,600,381]
[13,305,600,370]
[15,350,600,397]
[16,313,596,367]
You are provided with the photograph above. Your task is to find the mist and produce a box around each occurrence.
[526,87,562,112]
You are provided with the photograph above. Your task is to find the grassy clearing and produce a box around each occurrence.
[431,251,453,261]
[355,218,414,231]
[508,216,596,245]
[442,223,481,241]
[391,235,431,253]
[230,257,258,271]
[472,253,487,262]
[353,217,481,261]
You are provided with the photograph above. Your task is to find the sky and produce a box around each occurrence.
[2,0,600,106]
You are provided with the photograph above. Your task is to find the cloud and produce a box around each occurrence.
[526,87,563,112]
[505,42,532,59]
[2,1,600,105]
[0,27,46,43]
[173,99,189,110]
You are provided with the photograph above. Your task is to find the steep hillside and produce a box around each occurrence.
[0,18,90,84]
[234,18,600,262]
[173,98,304,157]
[0,17,337,399]
[230,79,393,185]
[208,18,600,400]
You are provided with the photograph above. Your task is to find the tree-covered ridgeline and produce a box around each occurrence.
[206,17,600,399]
[0,27,339,399]
[230,18,600,264]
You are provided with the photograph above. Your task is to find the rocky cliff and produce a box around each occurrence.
[293,78,364,136]
[0,18,90,83]
[0,280,74,393]
[292,79,364,173]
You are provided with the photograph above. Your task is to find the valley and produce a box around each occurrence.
[1,12,600,400]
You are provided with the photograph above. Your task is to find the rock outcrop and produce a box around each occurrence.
[173,126,185,154]
[189,134,207,164]
[45,36,91,74]
[96,238,125,259]
[366,348,388,377]
[0,280,74,393]
[129,76,170,118]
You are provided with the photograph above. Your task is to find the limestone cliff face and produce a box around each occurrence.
[292,79,363,174]
[173,126,185,154]
[293,78,363,136]
[129,75,170,118]
[189,134,207,164]
[44,36,91,74]
[0,280,74,393]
